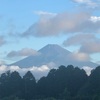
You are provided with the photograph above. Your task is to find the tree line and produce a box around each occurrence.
[0,65,100,100]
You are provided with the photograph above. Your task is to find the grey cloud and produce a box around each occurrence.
[63,33,95,46]
[0,36,6,46]
[22,12,92,37]
[0,60,6,65]
[7,48,39,58]
[82,19,100,33]
[80,40,100,53]
[63,33,100,54]
[22,11,100,37]
[67,51,90,62]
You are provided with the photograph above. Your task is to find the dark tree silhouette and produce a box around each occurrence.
[0,65,100,100]
[23,71,36,100]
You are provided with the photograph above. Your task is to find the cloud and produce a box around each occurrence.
[80,40,100,54]
[22,12,89,37]
[0,36,6,46]
[34,11,57,16]
[63,33,100,54]
[90,16,100,22]
[21,11,100,37]
[0,60,6,65]
[72,0,99,8]
[0,64,94,79]
[82,66,93,75]
[0,65,50,79]
[68,51,90,62]
[63,33,95,46]
[7,48,40,58]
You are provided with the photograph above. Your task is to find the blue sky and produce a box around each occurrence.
[0,0,100,65]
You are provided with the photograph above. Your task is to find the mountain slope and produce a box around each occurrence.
[9,44,98,68]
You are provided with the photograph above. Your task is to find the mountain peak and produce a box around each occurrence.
[40,44,61,49]
[38,44,70,55]
[46,44,60,47]
[9,44,98,68]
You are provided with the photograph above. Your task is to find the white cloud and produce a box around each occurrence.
[90,16,100,22]
[72,0,98,8]
[0,65,50,79]
[73,0,87,3]
[0,65,95,79]
[34,11,57,16]
[0,65,7,72]
[82,66,93,75]
[7,48,40,58]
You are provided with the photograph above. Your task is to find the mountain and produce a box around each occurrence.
[9,44,98,68]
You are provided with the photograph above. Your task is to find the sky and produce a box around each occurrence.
[0,0,100,71]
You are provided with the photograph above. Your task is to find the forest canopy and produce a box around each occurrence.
[0,65,100,100]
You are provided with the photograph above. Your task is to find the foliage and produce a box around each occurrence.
[0,65,100,100]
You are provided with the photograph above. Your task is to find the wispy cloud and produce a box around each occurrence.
[0,60,6,65]
[72,0,99,8]
[34,11,57,16]
[7,48,40,58]
[0,36,6,46]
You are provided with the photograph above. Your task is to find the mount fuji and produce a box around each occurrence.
[9,44,98,68]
